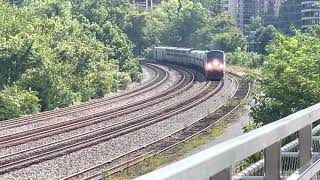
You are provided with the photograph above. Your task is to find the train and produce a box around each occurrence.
[153,47,226,81]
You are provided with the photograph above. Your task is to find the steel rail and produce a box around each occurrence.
[0,68,219,174]
[64,73,250,180]
[0,63,165,130]
[0,67,191,147]
[93,74,247,180]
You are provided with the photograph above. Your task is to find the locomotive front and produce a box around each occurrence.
[204,50,225,80]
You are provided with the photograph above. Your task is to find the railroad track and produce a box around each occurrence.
[0,67,192,148]
[0,65,216,174]
[0,63,166,130]
[62,72,250,180]
[0,63,249,180]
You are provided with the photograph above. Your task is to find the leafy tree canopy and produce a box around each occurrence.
[251,31,320,124]
[0,0,141,119]
[0,86,40,120]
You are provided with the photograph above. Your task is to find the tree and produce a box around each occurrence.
[245,17,278,55]
[150,0,209,47]
[251,32,320,124]
[245,16,263,35]
[0,0,141,113]
[194,0,223,16]
[211,31,247,52]
[189,13,241,50]
[71,0,140,79]
[308,25,320,38]
[278,0,302,34]
[227,48,264,68]
[71,0,132,31]
[125,10,150,55]
[0,86,40,120]
[254,25,278,55]
[144,0,244,52]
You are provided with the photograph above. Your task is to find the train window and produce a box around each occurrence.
[207,51,224,63]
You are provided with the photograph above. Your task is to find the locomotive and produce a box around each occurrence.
[153,47,226,81]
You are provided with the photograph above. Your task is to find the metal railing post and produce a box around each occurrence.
[299,124,312,167]
[209,167,232,180]
[264,141,281,180]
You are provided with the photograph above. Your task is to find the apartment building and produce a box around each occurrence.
[222,0,229,11]
[301,1,320,29]
[132,0,154,9]
[228,0,281,30]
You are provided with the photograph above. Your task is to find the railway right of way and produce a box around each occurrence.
[63,72,250,180]
[1,63,248,180]
[0,65,216,174]
[0,63,166,131]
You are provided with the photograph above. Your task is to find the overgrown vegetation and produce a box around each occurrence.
[251,30,320,125]
[0,0,251,120]
[0,0,141,119]
[108,137,207,180]
[129,0,246,56]
[2,0,320,139]
[109,98,252,179]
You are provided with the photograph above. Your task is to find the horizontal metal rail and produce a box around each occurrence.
[135,103,320,180]
[233,124,320,180]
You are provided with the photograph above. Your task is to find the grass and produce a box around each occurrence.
[108,137,208,180]
[104,172,130,180]
[108,118,234,180]
[224,98,241,107]
[107,94,252,180]
[143,154,175,173]
[209,121,225,137]
[180,137,207,153]
[226,65,260,75]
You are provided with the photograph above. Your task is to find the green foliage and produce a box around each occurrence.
[190,13,246,51]
[244,16,263,34]
[242,120,263,133]
[194,0,223,16]
[244,71,261,83]
[125,10,150,55]
[227,48,264,68]
[278,0,302,34]
[155,0,209,47]
[253,25,277,55]
[0,86,40,120]
[308,25,320,38]
[141,0,244,52]
[246,17,278,55]
[71,0,131,31]
[212,31,247,52]
[236,120,263,171]
[0,0,141,115]
[251,32,320,124]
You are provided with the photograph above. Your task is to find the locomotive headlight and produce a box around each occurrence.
[212,60,219,67]
[206,63,214,70]
[206,59,224,71]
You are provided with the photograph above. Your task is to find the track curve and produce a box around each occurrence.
[0,63,250,180]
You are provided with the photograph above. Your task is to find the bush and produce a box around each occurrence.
[112,72,132,91]
[227,48,264,68]
[0,86,40,120]
[252,32,320,124]
[142,47,154,60]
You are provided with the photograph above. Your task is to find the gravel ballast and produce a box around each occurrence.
[1,67,239,180]
[0,64,181,137]
[0,70,202,157]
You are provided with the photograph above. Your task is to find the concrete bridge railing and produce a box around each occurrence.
[135,103,320,180]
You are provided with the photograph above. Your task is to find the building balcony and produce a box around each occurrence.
[302,0,317,5]
[302,16,320,20]
[302,8,320,13]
